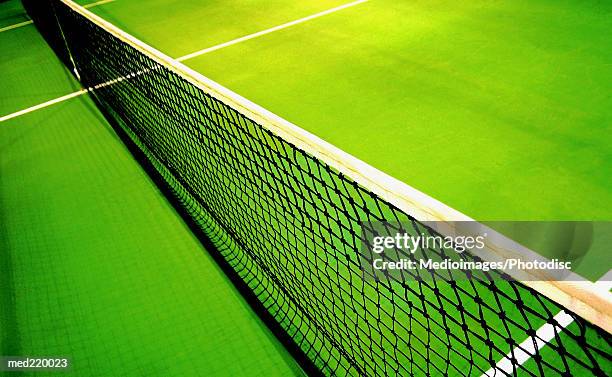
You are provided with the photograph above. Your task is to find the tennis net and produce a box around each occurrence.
[22,0,611,376]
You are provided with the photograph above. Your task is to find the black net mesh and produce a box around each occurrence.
[22,1,611,376]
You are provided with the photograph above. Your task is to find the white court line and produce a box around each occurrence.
[177,0,370,61]
[0,20,33,33]
[0,90,88,122]
[0,68,144,122]
[482,276,612,377]
[0,0,115,33]
[83,0,116,8]
[0,0,368,123]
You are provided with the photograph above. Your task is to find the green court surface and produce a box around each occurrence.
[1,0,611,376]
[0,0,28,28]
[0,22,80,116]
[87,0,612,221]
[1,2,303,375]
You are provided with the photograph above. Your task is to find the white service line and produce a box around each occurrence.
[176,0,370,61]
[0,0,368,123]
[0,0,115,34]
[83,0,116,8]
[0,67,148,123]
[0,20,33,33]
[482,277,612,377]
[0,89,88,122]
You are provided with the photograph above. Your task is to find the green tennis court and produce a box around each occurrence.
[1,0,610,376]
[83,0,612,221]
